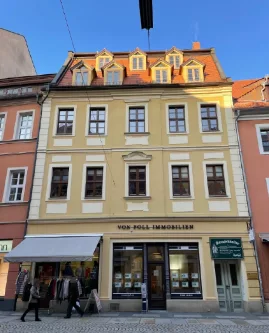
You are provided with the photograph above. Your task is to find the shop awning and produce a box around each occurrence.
[4,234,102,263]
[259,233,269,243]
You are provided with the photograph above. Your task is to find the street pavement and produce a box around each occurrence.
[1,311,269,332]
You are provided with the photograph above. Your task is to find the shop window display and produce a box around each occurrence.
[113,245,143,298]
[169,244,202,298]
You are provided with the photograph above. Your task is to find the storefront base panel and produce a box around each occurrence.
[167,299,219,312]
[243,300,264,313]
[0,299,15,311]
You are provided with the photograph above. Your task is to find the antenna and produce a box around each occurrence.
[194,21,199,41]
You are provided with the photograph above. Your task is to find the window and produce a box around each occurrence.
[107,71,120,85]
[156,69,168,83]
[17,113,33,139]
[260,129,269,152]
[187,68,200,82]
[172,166,190,196]
[129,107,145,133]
[129,166,146,196]
[132,57,143,70]
[169,244,202,298]
[169,55,180,69]
[50,168,69,198]
[85,167,103,198]
[75,69,88,86]
[0,114,5,140]
[56,108,74,135]
[169,106,185,133]
[206,165,226,196]
[88,108,105,135]
[7,170,25,202]
[113,245,143,298]
[99,57,110,70]
[201,105,218,132]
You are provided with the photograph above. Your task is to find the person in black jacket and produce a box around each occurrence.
[21,279,41,322]
[64,276,84,319]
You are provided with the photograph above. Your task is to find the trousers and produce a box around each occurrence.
[66,299,84,318]
[21,303,39,320]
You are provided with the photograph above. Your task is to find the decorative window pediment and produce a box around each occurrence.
[182,58,205,83]
[122,151,152,161]
[165,47,183,69]
[129,48,147,71]
[103,61,125,85]
[150,59,172,83]
[71,61,94,86]
[96,49,113,71]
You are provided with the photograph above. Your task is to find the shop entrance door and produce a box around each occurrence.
[148,263,166,310]
[214,261,243,312]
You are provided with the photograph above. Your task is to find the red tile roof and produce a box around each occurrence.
[232,79,263,99]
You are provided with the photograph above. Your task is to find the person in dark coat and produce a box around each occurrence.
[21,279,41,322]
[64,276,84,319]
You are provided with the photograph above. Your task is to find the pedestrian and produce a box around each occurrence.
[64,275,84,319]
[20,278,41,322]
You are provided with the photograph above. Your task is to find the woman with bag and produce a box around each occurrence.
[64,275,84,319]
[21,279,41,322]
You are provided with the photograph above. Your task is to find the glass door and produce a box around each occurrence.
[148,263,166,309]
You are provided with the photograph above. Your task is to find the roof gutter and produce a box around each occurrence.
[235,110,266,313]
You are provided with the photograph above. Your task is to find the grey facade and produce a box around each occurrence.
[0,28,36,79]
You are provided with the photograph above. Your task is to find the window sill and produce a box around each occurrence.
[168,132,188,135]
[124,132,150,136]
[124,196,151,200]
[82,197,105,201]
[208,195,229,199]
[201,131,222,134]
[0,201,28,206]
[171,196,194,200]
[86,134,107,137]
[47,198,68,202]
[53,134,74,137]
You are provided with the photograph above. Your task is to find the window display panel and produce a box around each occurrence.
[169,244,202,299]
[113,245,143,299]
[35,263,57,308]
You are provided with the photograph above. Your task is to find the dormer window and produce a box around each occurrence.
[156,69,168,83]
[182,59,204,83]
[107,70,120,85]
[103,62,125,85]
[165,47,183,69]
[129,48,146,71]
[188,68,200,82]
[96,49,113,71]
[133,57,143,70]
[74,66,88,85]
[99,57,110,70]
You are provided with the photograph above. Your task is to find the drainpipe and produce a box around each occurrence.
[235,110,266,313]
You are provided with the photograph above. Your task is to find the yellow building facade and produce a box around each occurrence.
[8,44,262,312]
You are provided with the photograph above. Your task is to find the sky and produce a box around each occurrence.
[1,0,268,80]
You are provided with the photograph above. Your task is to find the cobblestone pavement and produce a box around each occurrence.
[1,313,269,333]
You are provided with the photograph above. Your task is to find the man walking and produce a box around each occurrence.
[21,279,41,322]
[64,275,84,319]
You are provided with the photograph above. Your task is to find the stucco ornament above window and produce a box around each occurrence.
[70,61,95,86]
[165,47,183,69]
[102,61,125,85]
[149,59,172,83]
[95,48,113,71]
[129,47,147,71]
[182,58,205,83]
[122,151,152,161]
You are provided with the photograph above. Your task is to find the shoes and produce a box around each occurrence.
[80,312,84,318]
[64,316,70,319]
[35,318,42,322]
[20,317,25,322]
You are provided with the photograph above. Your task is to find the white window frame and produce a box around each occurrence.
[168,162,194,199]
[125,162,150,197]
[187,68,200,82]
[2,167,28,203]
[202,161,231,199]
[13,110,35,140]
[155,69,168,83]
[132,56,144,70]
[85,104,108,136]
[168,55,181,69]
[197,102,223,133]
[46,164,72,201]
[166,103,189,134]
[98,57,111,70]
[125,103,149,133]
[0,112,7,141]
[53,105,77,137]
[256,124,269,154]
[81,163,106,200]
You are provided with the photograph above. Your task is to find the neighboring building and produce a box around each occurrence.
[0,74,54,310]
[0,28,36,79]
[233,76,269,311]
[6,43,262,313]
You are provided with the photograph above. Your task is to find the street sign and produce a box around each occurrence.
[210,238,243,259]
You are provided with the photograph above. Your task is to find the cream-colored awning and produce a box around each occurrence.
[259,233,269,242]
[4,234,102,263]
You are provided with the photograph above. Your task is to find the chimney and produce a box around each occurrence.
[192,41,200,50]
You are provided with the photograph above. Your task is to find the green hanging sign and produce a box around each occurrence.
[210,238,243,260]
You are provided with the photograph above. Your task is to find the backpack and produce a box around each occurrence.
[22,283,32,302]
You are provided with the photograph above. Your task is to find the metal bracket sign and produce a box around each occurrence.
[210,238,244,259]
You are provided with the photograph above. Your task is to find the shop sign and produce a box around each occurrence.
[210,238,243,260]
[118,224,194,230]
[92,289,102,312]
[247,272,258,280]
[0,240,12,253]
